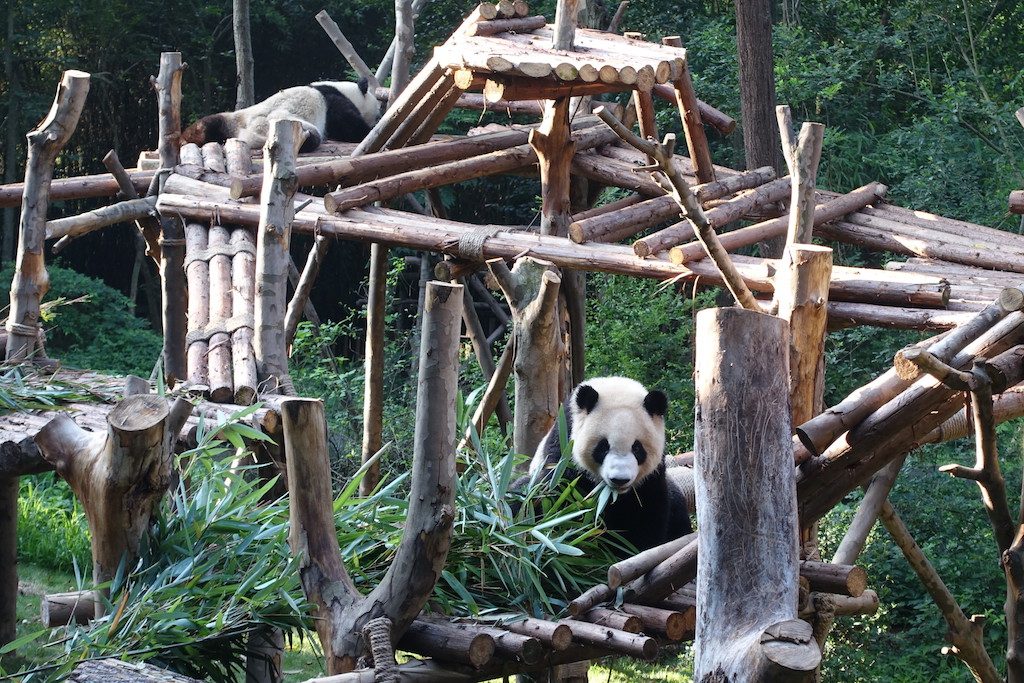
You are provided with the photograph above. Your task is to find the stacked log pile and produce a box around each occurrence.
[179,142,258,404]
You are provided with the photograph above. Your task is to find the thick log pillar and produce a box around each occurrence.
[254,118,302,393]
[0,474,15,646]
[487,257,563,458]
[154,52,187,384]
[7,69,90,361]
[35,394,172,617]
[693,307,820,680]
[285,281,460,673]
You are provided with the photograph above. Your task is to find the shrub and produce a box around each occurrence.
[0,264,161,376]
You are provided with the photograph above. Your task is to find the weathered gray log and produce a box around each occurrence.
[7,70,90,362]
[284,281,460,673]
[46,196,157,243]
[608,532,697,589]
[663,37,715,184]
[285,234,329,347]
[41,589,97,627]
[225,139,258,404]
[503,617,573,651]
[360,243,387,496]
[154,53,187,386]
[35,395,171,618]
[233,0,255,108]
[68,659,201,682]
[776,105,824,246]
[693,307,819,680]
[254,119,301,393]
[314,10,381,92]
[488,257,562,458]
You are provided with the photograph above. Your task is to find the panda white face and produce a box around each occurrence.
[570,377,667,493]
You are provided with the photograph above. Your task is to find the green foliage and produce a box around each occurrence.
[0,264,161,376]
[6,414,307,683]
[16,478,91,573]
[0,366,104,414]
[818,437,1020,681]
[585,273,716,451]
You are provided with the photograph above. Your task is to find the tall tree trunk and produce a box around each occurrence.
[233,0,255,109]
[733,0,782,175]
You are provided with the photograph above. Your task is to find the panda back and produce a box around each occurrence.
[311,83,375,143]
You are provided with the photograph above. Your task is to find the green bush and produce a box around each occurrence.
[0,264,161,377]
[16,477,91,573]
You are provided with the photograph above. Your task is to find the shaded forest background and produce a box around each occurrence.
[4,0,1024,680]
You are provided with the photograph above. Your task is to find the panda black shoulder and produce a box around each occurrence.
[310,83,374,143]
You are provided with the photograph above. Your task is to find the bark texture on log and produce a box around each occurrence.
[7,70,89,362]
[0,475,15,646]
[233,0,255,109]
[285,281,460,673]
[155,53,187,384]
[360,243,387,496]
[35,395,171,617]
[68,660,201,682]
[254,119,302,392]
[693,307,819,680]
[531,97,574,237]
[488,257,563,458]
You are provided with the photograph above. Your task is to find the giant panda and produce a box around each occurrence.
[526,376,692,553]
[181,78,380,154]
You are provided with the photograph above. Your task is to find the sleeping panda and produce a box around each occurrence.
[527,376,693,552]
[180,78,380,153]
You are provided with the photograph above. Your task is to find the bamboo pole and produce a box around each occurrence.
[6,70,90,362]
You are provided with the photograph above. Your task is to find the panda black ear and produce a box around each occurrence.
[644,390,668,417]
[357,77,369,95]
[575,384,599,413]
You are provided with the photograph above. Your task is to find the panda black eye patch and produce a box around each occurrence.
[632,440,647,464]
[592,438,610,464]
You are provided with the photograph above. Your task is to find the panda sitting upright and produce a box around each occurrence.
[181,78,380,154]
[528,376,692,553]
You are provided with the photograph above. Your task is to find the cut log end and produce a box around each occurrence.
[761,619,822,674]
[108,394,169,432]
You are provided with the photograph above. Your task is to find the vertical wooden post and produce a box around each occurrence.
[154,52,187,384]
[233,0,255,109]
[693,307,820,680]
[662,37,715,185]
[225,139,259,405]
[255,119,301,393]
[530,98,575,238]
[391,0,415,105]
[359,243,387,496]
[6,70,90,362]
[0,474,15,646]
[553,0,582,50]
[488,257,563,458]
[776,105,824,246]
[733,0,781,174]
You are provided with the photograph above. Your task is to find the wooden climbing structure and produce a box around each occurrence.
[3,2,1024,681]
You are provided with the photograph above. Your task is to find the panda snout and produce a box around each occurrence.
[608,476,632,490]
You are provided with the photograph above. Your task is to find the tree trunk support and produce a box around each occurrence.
[233,0,255,109]
[284,280,460,673]
[35,394,173,618]
[6,70,90,362]
[154,53,187,385]
[254,119,302,393]
[488,257,563,459]
[776,105,824,246]
[530,97,575,238]
[693,307,820,681]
